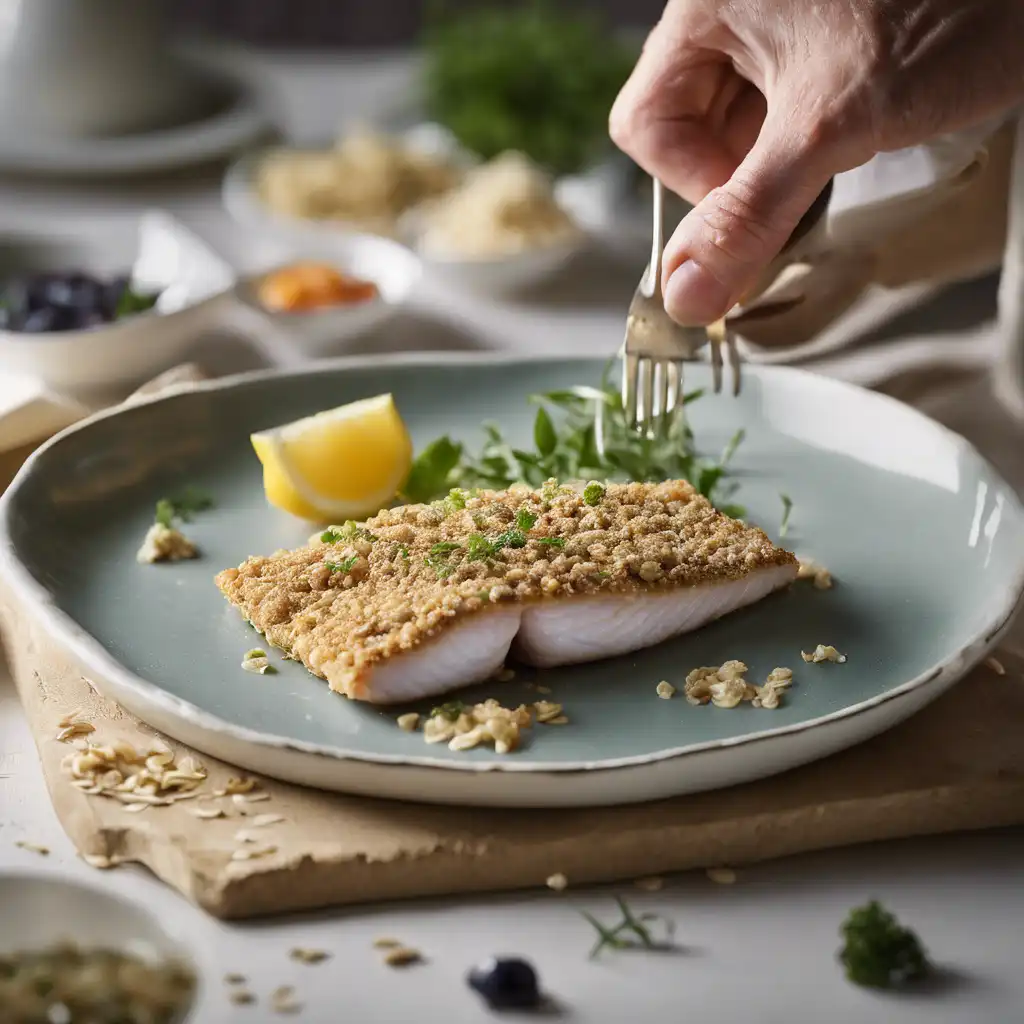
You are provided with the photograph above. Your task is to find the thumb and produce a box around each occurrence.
[662,114,835,326]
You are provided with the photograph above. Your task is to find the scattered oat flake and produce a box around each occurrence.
[373,938,402,950]
[801,644,846,664]
[56,721,96,742]
[290,947,331,964]
[230,990,257,1006]
[224,776,260,794]
[396,712,420,732]
[224,973,247,985]
[191,805,226,820]
[534,684,553,695]
[384,947,422,967]
[546,872,568,891]
[634,876,664,892]
[249,813,285,828]
[986,656,1007,676]
[270,986,302,1014]
[15,841,49,856]
[81,853,122,869]
[231,844,278,861]
[706,866,738,885]
[656,680,676,699]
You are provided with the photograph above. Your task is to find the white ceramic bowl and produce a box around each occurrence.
[231,230,423,357]
[0,870,200,1022]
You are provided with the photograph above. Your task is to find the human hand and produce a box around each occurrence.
[610,0,1024,325]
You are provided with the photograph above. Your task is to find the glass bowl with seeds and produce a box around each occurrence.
[0,872,200,1024]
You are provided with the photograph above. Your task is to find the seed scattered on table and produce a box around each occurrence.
[290,947,331,965]
[546,872,568,891]
[373,938,402,950]
[230,989,257,1006]
[383,947,423,968]
[224,973,247,985]
[270,985,302,1014]
[56,721,96,742]
[656,680,676,699]
[15,840,49,856]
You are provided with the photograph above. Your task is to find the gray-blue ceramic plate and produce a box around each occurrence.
[2,354,1022,808]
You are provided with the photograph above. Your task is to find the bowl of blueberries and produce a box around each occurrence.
[0,215,241,398]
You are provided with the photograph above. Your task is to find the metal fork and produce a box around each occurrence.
[621,175,833,437]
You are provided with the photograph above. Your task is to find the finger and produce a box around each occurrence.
[660,112,837,325]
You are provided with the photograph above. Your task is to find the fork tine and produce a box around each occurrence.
[724,330,741,396]
[622,352,640,427]
[656,360,670,435]
[665,359,681,418]
[709,332,723,394]
[641,358,656,436]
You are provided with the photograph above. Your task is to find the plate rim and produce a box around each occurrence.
[2,350,1023,776]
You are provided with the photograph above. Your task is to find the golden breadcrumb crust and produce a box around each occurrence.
[215,480,795,699]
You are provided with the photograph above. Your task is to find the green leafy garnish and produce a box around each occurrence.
[535,537,566,549]
[580,897,675,959]
[154,487,213,528]
[115,284,159,320]
[779,493,793,538]
[582,481,605,506]
[425,542,462,578]
[401,437,463,504]
[430,700,466,721]
[325,555,359,575]
[838,901,930,989]
[322,521,376,544]
[423,1,636,175]
[402,365,745,514]
[515,507,539,532]
[397,545,410,561]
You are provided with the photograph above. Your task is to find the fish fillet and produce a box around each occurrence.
[215,480,797,704]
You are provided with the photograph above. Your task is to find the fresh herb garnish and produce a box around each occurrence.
[423,1,635,175]
[430,700,466,721]
[425,542,462,578]
[401,436,463,504]
[154,487,213,528]
[580,897,675,959]
[582,481,605,506]
[322,521,376,544]
[535,537,566,549]
[115,285,159,320]
[325,555,359,575]
[779,493,793,538]
[838,901,930,989]
[397,545,410,561]
[515,507,539,532]
[402,364,745,514]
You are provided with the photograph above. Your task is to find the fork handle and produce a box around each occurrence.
[645,177,665,299]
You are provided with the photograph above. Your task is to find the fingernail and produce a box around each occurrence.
[664,260,732,325]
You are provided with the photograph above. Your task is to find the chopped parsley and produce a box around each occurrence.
[779,493,793,538]
[582,481,605,505]
[322,521,376,544]
[535,537,566,549]
[154,487,213,528]
[515,507,539,532]
[838,901,930,989]
[430,700,466,721]
[397,545,410,560]
[325,555,359,575]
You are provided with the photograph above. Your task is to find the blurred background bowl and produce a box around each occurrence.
[0,870,200,1023]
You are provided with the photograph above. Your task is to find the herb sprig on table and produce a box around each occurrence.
[422,1,636,175]
[839,900,931,989]
[401,369,746,516]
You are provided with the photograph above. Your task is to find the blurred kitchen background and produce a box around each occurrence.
[171,0,663,46]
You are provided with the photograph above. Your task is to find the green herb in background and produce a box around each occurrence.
[154,487,213,528]
[403,366,746,515]
[838,901,931,989]
[115,285,159,320]
[422,1,636,175]
[779,493,793,538]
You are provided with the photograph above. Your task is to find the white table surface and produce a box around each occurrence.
[2,48,1024,1024]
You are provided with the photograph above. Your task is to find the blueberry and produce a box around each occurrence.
[467,957,540,1010]
[21,304,79,333]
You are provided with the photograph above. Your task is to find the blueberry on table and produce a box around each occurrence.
[467,957,541,1010]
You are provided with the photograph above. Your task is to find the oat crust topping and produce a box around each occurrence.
[215,480,795,697]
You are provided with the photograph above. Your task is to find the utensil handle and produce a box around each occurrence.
[644,177,665,299]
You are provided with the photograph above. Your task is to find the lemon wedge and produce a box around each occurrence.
[251,394,413,522]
